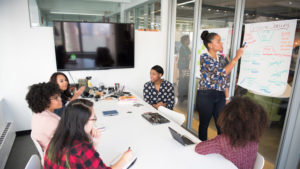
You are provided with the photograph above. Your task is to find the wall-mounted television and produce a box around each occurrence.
[53,21,134,70]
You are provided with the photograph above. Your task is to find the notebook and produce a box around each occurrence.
[141,112,170,125]
[168,127,194,146]
[110,151,137,169]
[103,110,119,116]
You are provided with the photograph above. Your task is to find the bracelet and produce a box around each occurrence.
[231,60,236,65]
[225,97,230,101]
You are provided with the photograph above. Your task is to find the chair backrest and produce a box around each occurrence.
[24,154,41,169]
[31,136,44,164]
[253,153,264,169]
[158,106,185,125]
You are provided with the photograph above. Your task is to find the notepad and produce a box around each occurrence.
[103,110,119,116]
[110,152,137,169]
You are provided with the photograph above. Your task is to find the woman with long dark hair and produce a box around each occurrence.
[44,99,133,169]
[195,96,269,169]
[49,72,85,116]
[196,30,244,141]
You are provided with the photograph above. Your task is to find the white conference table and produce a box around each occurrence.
[93,95,237,169]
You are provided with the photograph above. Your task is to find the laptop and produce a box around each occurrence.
[168,127,195,146]
[142,112,170,125]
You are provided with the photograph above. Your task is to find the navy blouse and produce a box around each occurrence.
[198,53,230,91]
[143,80,175,110]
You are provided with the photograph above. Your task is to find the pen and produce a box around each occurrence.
[97,126,105,131]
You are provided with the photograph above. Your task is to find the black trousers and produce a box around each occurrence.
[196,90,225,141]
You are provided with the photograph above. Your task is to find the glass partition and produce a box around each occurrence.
[235,0,300,168]
[125,0,161,30]
[28,0,161,30]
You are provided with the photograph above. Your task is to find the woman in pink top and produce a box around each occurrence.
[195,96,268,169]
[26,82,62,151]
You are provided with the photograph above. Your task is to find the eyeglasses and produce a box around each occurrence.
[89,116,97,121]
[50,95,61,100]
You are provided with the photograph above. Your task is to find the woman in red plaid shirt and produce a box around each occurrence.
[44,99,133,169]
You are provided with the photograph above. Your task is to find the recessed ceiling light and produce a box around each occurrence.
[289,1,293,5]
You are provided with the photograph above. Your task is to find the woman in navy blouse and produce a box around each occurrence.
[196,30,244,141]
[143,65,175,110]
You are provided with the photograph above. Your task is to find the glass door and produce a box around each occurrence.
[171,0,195,128]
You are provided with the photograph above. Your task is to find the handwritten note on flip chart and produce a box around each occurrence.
[238,19,297,97]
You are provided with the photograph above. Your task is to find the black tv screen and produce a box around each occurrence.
[53,21,134,70]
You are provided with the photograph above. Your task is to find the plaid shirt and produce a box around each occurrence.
[44,140,111,169]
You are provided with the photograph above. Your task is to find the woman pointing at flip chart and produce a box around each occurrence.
[196,30,244,141]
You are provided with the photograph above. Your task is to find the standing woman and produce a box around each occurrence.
[50,72,85,116]
[44,99,133,169]
[143,65,175,110]
[196,30,244,141]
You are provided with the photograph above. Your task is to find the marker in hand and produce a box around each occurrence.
[242,42,247,48]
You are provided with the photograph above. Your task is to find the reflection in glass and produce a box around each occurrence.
[172,0,195,129]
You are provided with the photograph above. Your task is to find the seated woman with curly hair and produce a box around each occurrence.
[195,96,269,169]
[26,82,62,151]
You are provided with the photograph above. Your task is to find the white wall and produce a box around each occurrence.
[0,0,169,131]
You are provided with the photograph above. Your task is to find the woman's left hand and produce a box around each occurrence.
[157,102,166,108]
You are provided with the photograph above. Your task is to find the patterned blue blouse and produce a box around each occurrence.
[143,80,175,110]
[198,53,230,91]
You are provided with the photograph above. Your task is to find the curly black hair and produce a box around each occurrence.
[26,82,61,113]
[217,96,269,147]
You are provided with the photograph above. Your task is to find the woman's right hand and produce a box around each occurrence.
[120,149,133,163]
[111,149,133,169]
[235,48,244,60]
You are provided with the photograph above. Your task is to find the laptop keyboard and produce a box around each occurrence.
[182,135,194,145]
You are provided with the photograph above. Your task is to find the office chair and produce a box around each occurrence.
[24,154,41,169]
[253,153,264,169]
[158,106,185,126]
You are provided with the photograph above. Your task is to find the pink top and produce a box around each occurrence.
[195,135,258,169]
[31,110,60,151]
